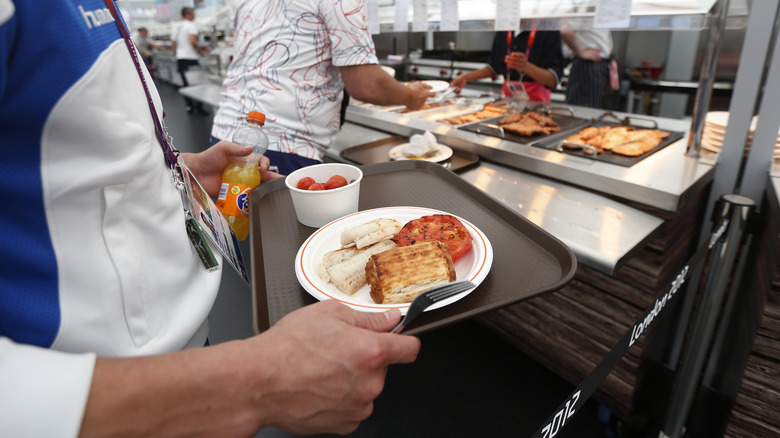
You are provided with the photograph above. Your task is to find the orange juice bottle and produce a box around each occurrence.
[216,111,269,240]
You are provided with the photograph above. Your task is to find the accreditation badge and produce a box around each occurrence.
[177,159,249,285]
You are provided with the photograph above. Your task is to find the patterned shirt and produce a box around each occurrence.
[211,0,379,160]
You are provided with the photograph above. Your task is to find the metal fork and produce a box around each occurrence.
[390,280,476,333]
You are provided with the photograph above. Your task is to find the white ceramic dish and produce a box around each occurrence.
[387,144,453,162]
[422,80,450,93]
[293,206,493,314]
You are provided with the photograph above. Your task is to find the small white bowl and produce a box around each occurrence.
[285,163,363,228]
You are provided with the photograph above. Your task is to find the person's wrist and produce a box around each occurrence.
[403,87,416,107]
[217,339,275,430]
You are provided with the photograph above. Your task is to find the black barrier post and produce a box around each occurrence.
[659,194,756,438]
[529,228,712,438]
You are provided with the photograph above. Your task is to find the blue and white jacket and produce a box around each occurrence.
[0,1,222,435]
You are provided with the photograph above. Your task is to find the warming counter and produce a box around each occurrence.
[331,100,716,275]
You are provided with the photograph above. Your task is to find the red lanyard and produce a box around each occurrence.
[525,21,538,58]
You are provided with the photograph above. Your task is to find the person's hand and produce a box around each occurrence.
[404,81,435,111]
[579,48,603,62]
[450,72,470,92]
[249,300,421,435]
[505,52,528,74]
[181,142,283,198]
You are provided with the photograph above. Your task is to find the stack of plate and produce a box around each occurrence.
[702,111,780,159]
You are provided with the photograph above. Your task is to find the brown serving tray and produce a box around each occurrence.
[249,160,576,336]
[339,135,480,172]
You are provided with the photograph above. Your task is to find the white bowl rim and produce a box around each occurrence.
[285,164,363,193]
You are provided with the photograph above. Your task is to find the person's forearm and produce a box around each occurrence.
[366,77,411,106]
[80,340,271,437]
[464,66,494,83]
[341,65,407,106]
[80,301,418,437]
[561,31,581,57]
[189,35,204,56]
[520,63,556,88]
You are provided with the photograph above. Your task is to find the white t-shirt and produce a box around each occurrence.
[175,20,200,60]
[563,29,613,60]
[211,0,379,160]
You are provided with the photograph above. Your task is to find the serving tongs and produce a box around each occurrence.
[556,141,599,155]
[475,123,506,138]
[427,86,457,104]
[507,82,530,110]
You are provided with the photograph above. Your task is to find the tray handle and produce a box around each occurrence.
[623,115,659,129]
[533,104,575,118]
[596,111,625,124]
[596,111,659,129]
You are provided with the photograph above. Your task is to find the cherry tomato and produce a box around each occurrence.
[324,175,348,190]
[297,177,315,190]
[307,183,325,191]
[397,214,473,262]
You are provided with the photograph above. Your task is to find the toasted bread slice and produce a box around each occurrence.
[365,241,457,304]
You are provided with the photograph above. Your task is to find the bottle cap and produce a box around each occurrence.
[247,111,266,125]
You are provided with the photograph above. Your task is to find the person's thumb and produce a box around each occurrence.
[351,308,402,333]
[227,144,254,157]
[352,308,421,363]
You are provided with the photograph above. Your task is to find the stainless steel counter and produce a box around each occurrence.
[329,122,665,275]
[458,161,664,273]
[345,104,715,213]
[175,84,711,274]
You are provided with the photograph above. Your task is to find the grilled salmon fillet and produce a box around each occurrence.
[365,241,456,304]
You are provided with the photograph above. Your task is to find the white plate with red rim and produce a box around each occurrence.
[294,206,493,314]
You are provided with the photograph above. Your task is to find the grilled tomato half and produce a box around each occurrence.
[397,214,473,262]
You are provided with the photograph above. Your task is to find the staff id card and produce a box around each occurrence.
[178,160,249,285]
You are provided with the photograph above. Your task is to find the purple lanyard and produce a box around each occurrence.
[104,0,179,168]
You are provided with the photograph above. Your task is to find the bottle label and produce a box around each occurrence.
[217,182,253,218]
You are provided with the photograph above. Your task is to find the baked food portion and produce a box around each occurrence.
[498,112,560,136]
[564,126,671,156]
[340,218,401,249]
[318,239,397,295]
[366,241,456,304]
[438,104,507,125]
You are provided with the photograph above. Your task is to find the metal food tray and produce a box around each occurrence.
[389,100,457,116]
[459,105,592,145]
[414,103,489,122]
[533,112,685,167]
[339,135,479,172]
[249,160,577,336]
[400,98,506,125]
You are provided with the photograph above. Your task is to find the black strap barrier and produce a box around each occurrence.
[529,218,728,438]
